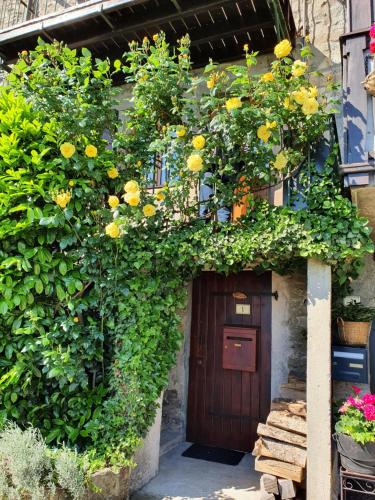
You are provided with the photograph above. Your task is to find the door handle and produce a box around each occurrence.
[234,343,242,348]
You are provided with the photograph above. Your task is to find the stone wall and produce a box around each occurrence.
[271,271,307,399]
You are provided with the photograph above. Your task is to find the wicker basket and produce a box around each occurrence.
[362,70,375,96]
[337,318,372,346]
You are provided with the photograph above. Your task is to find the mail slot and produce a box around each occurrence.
[223,326,257,372]
[332,345,368,384]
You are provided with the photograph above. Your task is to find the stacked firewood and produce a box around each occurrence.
[253,398,307,500]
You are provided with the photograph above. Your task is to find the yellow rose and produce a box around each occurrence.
[143,204,156,217]
[107,167,119,179]
[136,160,142,167]
[192,135,206,150]
[274,39,292,59]
[21,50,28,56]
[176,126,186,138]
[124,191,140,206]
[309,85,319,98]
[243,43,249,52]
[187,154,203,172]
[292,87,309,105]
[60,142,76,159]
[108,195,120,209]
[124,180,139,193]
[153,34,159,42]
[292,60,307,77]
[302,97,319,115]
[73,316,80,323]
[105,222,120,238]
[257,125,271,143]
[283,97,295,110]
[53,191,72,209]
[155,190,166,202]
[68,180,75,187]
[273,152,288,171]
[261,72,275,83]
[85,145,97,158]
[266,120,277,129]
[143,36,149,44]
[207,78,215,89]
[225,97,242,112]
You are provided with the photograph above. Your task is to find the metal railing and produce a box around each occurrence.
[0,0,88,31]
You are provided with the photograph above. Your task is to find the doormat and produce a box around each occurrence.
[182,444,245,466]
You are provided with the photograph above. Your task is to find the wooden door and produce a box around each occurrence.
[186,271,272,452]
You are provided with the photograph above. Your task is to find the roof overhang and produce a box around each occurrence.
[0,0,295,67]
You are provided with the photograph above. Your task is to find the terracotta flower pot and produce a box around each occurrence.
[335,433,375,475]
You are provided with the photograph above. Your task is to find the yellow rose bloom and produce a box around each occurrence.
[53,190,72,209]
[261,72,275,82]
[105,222,120,238]
[257,125,271,143]
[309,85,319,98]
[108,195,120,209]
[302,97,319,115]
[187,154,203,172]
[207,78,215,89]
[124,191,140,206]
[73,316,80,323]
[143,204,157,217]
[266,120,277,129]
[136,160,142,167]
[225,97,242,112]
[155,189,166,202]
[153,34,159,42]
[85,145,97,158]
[283,97,295,110]
[273,152,288,171]
[243,43,249,52]
[274,39,292,59]
[292,60,307,77]
[124,180,139,193]
[68,180,75,187]
[192,135,206,150]
[107,167,119,179]
[60,142,76,159]
[176,126,186,138]
[292,87,309,105]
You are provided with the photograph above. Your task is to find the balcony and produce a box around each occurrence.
[0,0,295,67]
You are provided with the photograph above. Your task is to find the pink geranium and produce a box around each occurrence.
[352,385,362,395]
[348,395,365,410]
[370,40,375,54]
[370,24,375,38]
[364,405,375,421]
[363,393,375,405]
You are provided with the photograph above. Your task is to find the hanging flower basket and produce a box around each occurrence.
[337,318,372,346]
[362,71,375,97]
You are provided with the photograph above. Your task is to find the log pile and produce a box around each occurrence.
[253,398,307,500]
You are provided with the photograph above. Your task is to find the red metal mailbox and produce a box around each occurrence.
[223,326,257,372]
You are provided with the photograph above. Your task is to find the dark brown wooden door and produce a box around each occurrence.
[186,271,271,452]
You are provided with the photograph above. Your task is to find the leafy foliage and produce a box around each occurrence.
[0,34,373,471]
[333,300,375,322]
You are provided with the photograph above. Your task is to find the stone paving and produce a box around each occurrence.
[132,442,261,500]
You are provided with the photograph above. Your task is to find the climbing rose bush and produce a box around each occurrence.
[336,386,375,444]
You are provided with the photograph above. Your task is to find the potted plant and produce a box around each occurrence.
[335,386,375,474]
[334,301,375,346]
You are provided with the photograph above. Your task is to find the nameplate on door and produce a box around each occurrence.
[236,304,251,315]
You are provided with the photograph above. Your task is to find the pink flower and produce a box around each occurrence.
[370,24,375,38]
[352,385,362,395]
[364,405,375,421]
[348,396,365,410]
[370,40,375,54]
[339,402,350,413]
[363,393,375,405]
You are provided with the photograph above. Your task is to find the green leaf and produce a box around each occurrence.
[59,261,68,276]
[35,279,44,294]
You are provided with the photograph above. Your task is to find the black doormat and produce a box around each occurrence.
[182,444,245,466]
